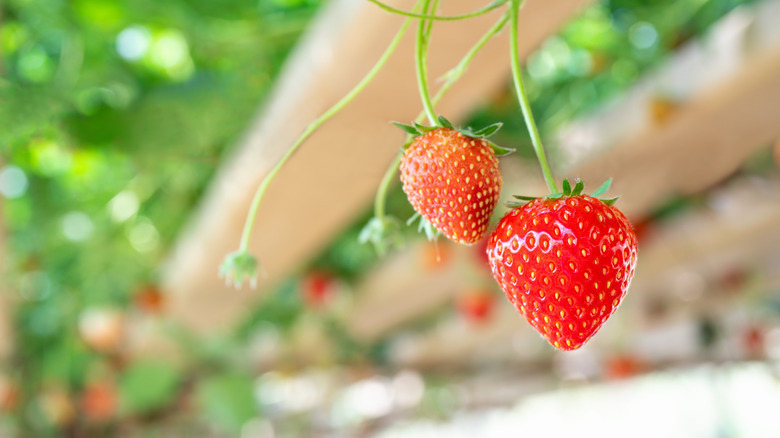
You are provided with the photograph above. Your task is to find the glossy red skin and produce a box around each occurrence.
[487,195,638,351]
[400,128,502,244]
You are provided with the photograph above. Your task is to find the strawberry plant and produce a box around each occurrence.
[487,180,637,350]
[223,0,513,285]
[483,0,638,351]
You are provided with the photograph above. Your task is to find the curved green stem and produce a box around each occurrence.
[373,11,510,221]
[374,151,403,218]
[237,9,417,253]
[415,0,438,126]
[367,0,507,21]
[509,0,558,194]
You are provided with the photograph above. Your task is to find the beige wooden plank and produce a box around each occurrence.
[164,0,594,332]
[559,5,780,217]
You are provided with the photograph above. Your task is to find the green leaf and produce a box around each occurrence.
[119,360,181,416]
[196,374,258,434]
[549,192,564,199]
[513,195,539,201]
[469,122,502,138]
[488,141,515,157]
[601,197,619,206]
[418,217,440,242]
[413,121,436,133]
[437,115,454,129]
[591,178,613,197]
[562,179,572,196]
[359,216,403,255]
[407,213,440,241]
[571,180,585,196]
[392,122,420,136]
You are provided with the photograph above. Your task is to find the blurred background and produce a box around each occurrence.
[2,0,780,436]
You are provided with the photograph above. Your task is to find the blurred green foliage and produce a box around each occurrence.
[2,0,321,434]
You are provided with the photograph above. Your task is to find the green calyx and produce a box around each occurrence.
[358,216,404,255]
[219,250,260,289]
[506,178,619,208]
[392,115,515,157]
[406,212,441,242]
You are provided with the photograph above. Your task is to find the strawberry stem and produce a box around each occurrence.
[509,0,558,194]
[374,152,403,219]
[230,3,419,260]
[415,0,439,126]
[373,11,510,221]
[368,0,508,21]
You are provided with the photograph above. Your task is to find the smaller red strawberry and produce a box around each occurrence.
[487,179,638,351]
[397,117,511,245]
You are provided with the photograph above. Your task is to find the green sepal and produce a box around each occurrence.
[562,179,572,195]
[513,195,538,201]
[414,121,436,133]
[601,197,619,206]
[392,122,421,136]
[488,141,515,157]
[591,178,613,197]
[219,250,260,289]
[466,122,502,138]
[571,179,585,196]
[406,212,441,242]
[506,201,526,208]
[548,192,564,199]
[437,115,454,129]
[359,216,404,255]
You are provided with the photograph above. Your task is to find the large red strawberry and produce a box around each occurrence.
[486,180,637,350]
[397,117,510,244]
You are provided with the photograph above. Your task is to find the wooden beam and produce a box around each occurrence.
[163,0,595,332]
[558,2,780,216]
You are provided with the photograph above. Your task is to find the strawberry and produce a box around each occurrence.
[81,381,117,422]
[396,117,511,244]
[457,290,495,324]
[486,180,638,351]
[301,271,336,308]
[134,285,165,314]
